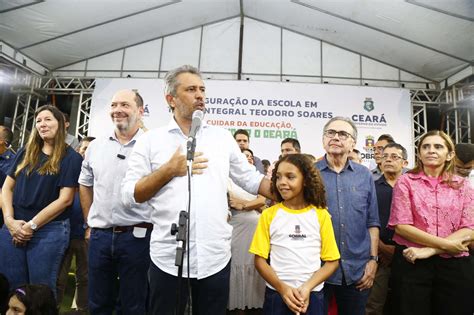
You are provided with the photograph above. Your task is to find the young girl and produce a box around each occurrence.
[7,284,58,315]
[249,154,340,315]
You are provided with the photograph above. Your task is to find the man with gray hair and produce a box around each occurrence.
[315,116,380,315]
[121,65,273,314]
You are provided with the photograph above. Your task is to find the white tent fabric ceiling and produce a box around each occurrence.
[0,0,472,82]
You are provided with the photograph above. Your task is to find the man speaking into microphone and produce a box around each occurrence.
[121,65,273,314]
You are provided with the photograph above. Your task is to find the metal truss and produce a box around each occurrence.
[410,89,447,106]
[410,89,448,152]
[444,85,472,143]
[10,77,470,152]
[38,77,96,95]
[10,77,95,148]
[36,77,96,139]
[11,94,40,148]
[76,90,94,139]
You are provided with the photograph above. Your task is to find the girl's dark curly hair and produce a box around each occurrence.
[271,154,327,209]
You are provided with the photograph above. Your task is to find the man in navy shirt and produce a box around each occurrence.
[0,126,15,228]
[315,116,380,315]
[366,143,408,315]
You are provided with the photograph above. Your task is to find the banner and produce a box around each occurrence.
[90,79,413,167]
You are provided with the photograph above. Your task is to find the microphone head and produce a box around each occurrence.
[188,110,204,140]
[192,110,204,121]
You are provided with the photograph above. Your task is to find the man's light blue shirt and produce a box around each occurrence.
[316,156,380,285]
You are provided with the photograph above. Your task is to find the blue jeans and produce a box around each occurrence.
[0,220,70,294]
[88,228,151,315]
[148,260,231,315]
[323,282,370,315]
[263,287,324,315]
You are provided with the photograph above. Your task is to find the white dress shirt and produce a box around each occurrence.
[79,129,151,228]
[122,119,264,279]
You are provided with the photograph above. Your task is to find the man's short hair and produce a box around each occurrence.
[164,65,201,97]
[455,143,474,164]
[262,159,270,167]
[132,90,144,108]
[281,138,301,152]
[377,134,395,143]
[352,148,361,155]
[0,126,13,145]
[383,142,408,160]
[323,116,358,141]
[234,129,250,139]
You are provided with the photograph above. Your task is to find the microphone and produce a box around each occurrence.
[186,110,204,161]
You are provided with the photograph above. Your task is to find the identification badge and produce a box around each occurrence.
[133,227,147,238]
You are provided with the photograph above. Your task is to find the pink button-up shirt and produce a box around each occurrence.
[388,172,474,257]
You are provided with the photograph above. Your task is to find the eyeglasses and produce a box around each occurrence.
[324,129,353,140]
[382,154,404,161]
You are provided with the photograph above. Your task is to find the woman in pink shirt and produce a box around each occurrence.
[388,130,474,315]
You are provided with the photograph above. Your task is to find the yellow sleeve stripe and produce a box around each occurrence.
[248,203,281,259]
[316,208,341,261]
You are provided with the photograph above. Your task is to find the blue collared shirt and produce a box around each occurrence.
[0,149,16,226]
[0,149,16,187]
[316,157,380,285]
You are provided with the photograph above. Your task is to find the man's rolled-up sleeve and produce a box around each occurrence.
[121,135,152,208]
[78,144,94,187]
[366,175,380,228]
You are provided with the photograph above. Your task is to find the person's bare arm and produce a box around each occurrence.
[298,260,339,313]
[79,184,93,240]
[403,229,473,263]
[356,227,379,290]
[255,255,304,314]
[395,224,470,255]
[229,194,266,211]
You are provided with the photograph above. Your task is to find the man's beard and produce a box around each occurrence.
[114,119,130,132]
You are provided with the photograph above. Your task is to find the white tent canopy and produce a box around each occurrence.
[0,0,473,85]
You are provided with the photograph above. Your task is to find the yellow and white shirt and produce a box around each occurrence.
[249,203,340,292]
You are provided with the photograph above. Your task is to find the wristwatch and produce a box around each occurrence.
[369,255,379,263]
[29,220,38,231]
[83,222,89,229]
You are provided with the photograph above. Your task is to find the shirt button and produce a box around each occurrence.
[341,259,345,262]
[339,206,343,209]
[338,189,342,192]
[341,241,345,245]
[341,223,344,227]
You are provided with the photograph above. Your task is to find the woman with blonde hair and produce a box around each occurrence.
[388,130,474,315]
[0,105,83,294]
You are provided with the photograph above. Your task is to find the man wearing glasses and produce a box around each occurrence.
[371,134,395,180]
[366,143,408,315]
[315,116,380,315]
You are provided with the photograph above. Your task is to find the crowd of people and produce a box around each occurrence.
[0,64,473,315]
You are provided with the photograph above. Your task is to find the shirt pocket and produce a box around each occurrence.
[350,186,369,212]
